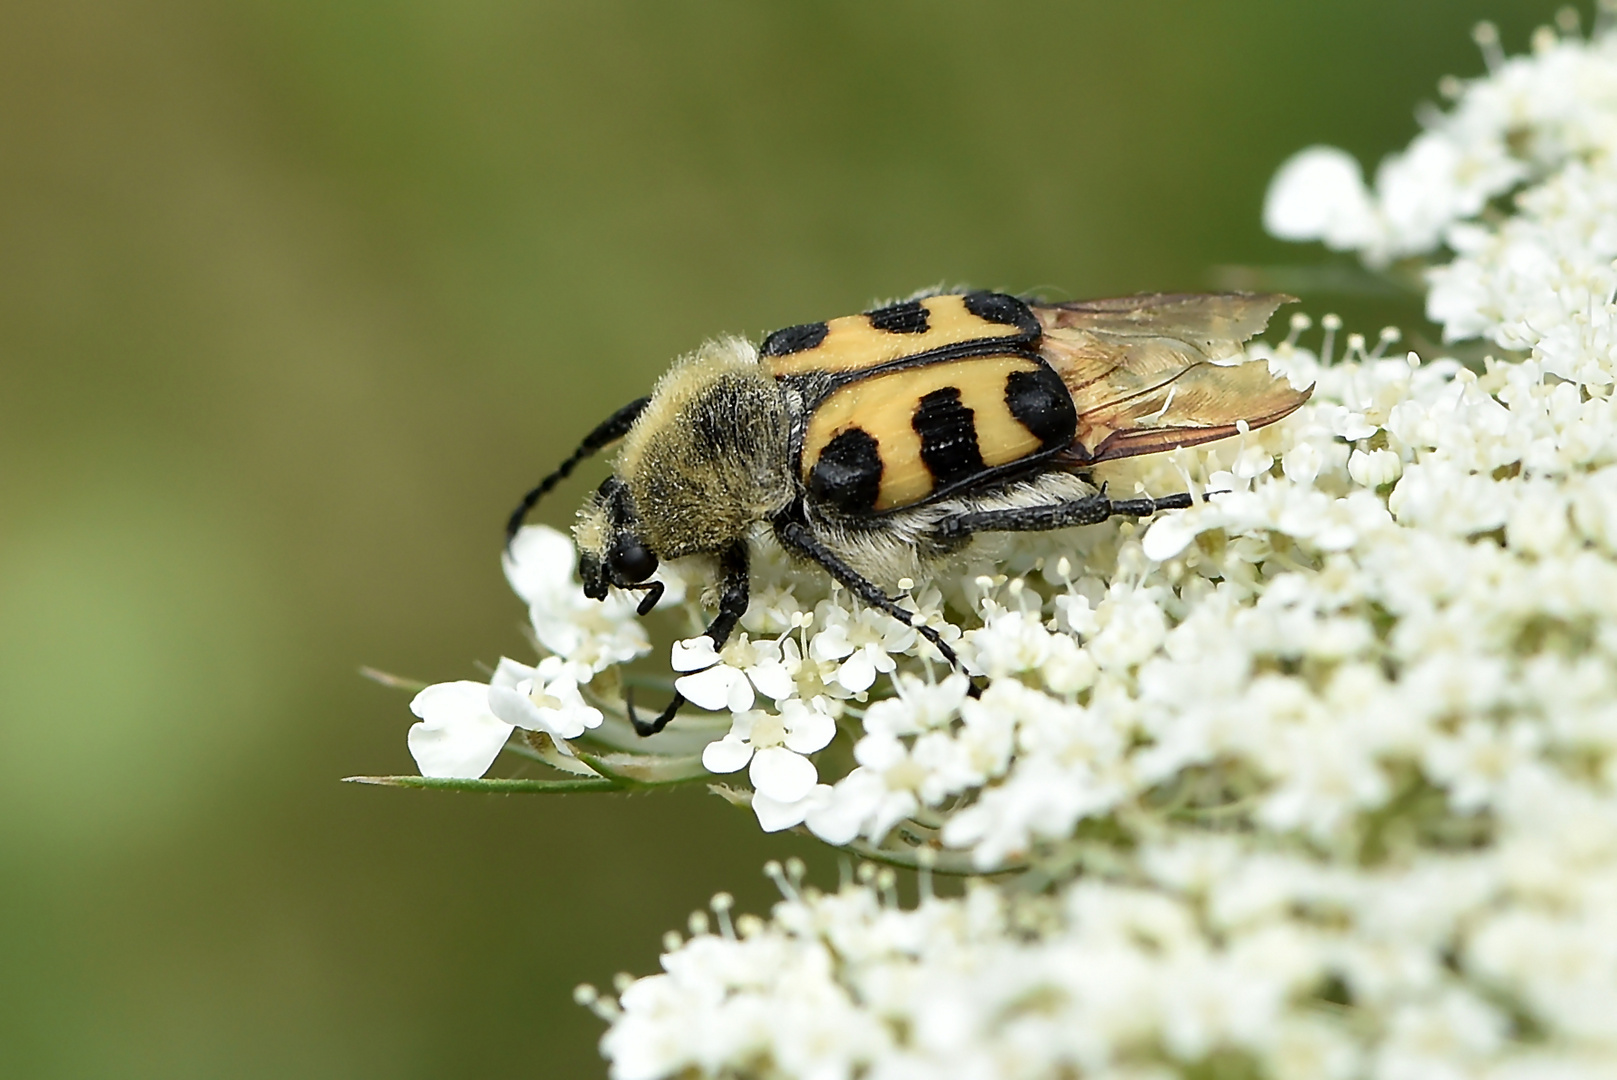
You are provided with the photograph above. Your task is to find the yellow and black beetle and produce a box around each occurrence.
[508,291,1310,734]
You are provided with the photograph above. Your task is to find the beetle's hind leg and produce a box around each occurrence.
[773,515,963,671]
[931,489,1193,543]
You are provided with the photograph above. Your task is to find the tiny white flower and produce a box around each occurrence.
[809,602,913,693]
[1052,590,1099,637]
[804,733,933,845]
[738,581,807,635]
[1422,720,1540,814]
[407,680,513,779]
[1140,507,1203,562]
[960,604,1062,679]
[1040,632,1099,694]
[750,782,835,833]
[502,524,651,672]
[777,635,851,708]
[1085,589,1167,672]
[1347,446,1403,488]
[673,634,795,713]
[1374,990,1508,1080]
[700,700,837,803]
[1233,442,1275,479]
[486,655,603,742]
[501,524,578,610]
[1282,440,1324,486]
[1263,145,1379,251]
[407,658,604,778]
[860,671,971,737]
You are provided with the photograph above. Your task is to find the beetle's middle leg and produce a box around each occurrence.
[772,516,962,670]
[931,490,1194,543]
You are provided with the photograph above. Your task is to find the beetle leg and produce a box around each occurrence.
[705,542,752,647]
[629,542,749,737]
[630,580,665,616]
[773,517,962,671]
[932,491,1193,542]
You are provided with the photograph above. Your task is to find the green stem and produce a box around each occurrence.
[839,837,1025,877]
[342,775,622,794]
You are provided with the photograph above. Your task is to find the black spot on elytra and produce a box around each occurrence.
[1004,365,1078,451]
[865,299,929,334]
[760,321,829,357]
[963,291,1039,335]
[810,428,882,514]
[913,386,985,488]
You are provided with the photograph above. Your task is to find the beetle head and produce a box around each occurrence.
[575,477,663,614]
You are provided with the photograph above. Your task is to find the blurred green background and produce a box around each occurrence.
[0,1,1560,1076]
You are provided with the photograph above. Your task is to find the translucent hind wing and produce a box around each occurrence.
[1065,358,1313,464]
[1037,292,1293,359]
[1031,292,1311,464]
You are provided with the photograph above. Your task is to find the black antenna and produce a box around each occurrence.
[504,396,652,544]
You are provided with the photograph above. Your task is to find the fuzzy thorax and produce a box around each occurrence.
[603,338,794,561]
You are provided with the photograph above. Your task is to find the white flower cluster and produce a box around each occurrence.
[1264,12,1617,267]
[675,571,952,814]
[594,845,1617,1080]
[405,525,653,778]
[570,15,1617,1080]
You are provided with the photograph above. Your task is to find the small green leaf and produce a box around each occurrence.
[577,750,711,786]
[342,775,621,794]
[707,782,751,808]
[508,731,606,776]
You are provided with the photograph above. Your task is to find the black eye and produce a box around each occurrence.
[607,535,658,584]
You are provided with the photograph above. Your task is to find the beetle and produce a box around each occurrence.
[508,290,1310,734]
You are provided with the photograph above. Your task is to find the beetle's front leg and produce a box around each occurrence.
[629,541,749,737]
